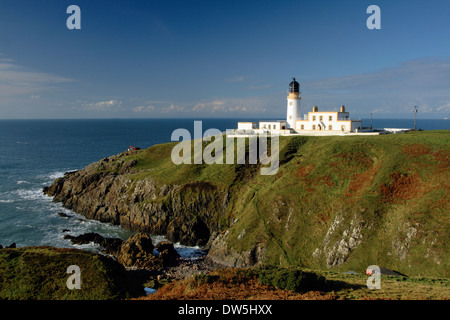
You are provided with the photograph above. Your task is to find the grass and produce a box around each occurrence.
[115,131,448,277]
[322,271,450,300]
[218,131,449,277]
[140,267,450,300]
[5,130,447,300]
[56,130,450,278]
[0,247,143,300]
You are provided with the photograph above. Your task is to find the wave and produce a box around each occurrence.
[2,171,205,257]
[13,188,48,201]
[150,235,206,259]
[174,244,206,259]
[38,170,71,186]
[48,171,68,180]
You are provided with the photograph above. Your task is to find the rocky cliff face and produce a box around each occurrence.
[44,152,227,247]
[43,133,450,277]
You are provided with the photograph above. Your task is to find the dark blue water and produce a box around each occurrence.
[0,119,240,252]
[0,118,448,250]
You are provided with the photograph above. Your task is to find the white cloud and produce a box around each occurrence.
[0,58,71,97]
[436,102,450,112]
[0,56,75,117]
[132,105,155,113]
[84,99,122,111]
[189,97,268,114]
[162,103,185,113]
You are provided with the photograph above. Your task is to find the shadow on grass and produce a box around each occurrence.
[322,279,366,292]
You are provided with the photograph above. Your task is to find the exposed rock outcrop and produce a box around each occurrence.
[42,133,450,278]
[155,241,181,267]
[0,243,16,249]
[64,231,181,271]
[312,214,366,268]
[63,232,123,256]
[44,153,228,247]
[207,231,266,268]
[117,233,160,269]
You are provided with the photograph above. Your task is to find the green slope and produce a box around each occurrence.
[52,130,450,277]
[0,247,143,300]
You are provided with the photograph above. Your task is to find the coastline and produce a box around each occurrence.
[42,131,450,278]
[1,130,449,300]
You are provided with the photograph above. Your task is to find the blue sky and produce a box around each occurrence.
[0,0,449,119]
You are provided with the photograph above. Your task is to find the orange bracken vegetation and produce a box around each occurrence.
[138,269,335,300]
[379,171,422,203]
[402,144,430,157]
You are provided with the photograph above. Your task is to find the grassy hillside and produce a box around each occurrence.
[140,267,450,300]
[222,131,449,277]
[61,130,450,278]
[0,247,143,300]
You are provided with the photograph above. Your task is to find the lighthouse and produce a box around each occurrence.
[235,76,364,136]
[286,77,301,129]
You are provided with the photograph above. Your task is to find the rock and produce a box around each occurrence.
[58,212,70,218]
[64,232,104,245]
[392,223,418,261]
[166,217,210,247]
[155,241,180,266]
[155,241,178,256]
[117,233,161,269]
[43,166,224,249]
[317,215,366,268]
[63,232,123,256]
[119,159,137,174]
[207,232,265,268]
[6,243,16,249]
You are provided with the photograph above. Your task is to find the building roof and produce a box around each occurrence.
[289,77,300,93]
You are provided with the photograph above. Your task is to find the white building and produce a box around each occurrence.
[295,105,362,133]
[236,78,364,135]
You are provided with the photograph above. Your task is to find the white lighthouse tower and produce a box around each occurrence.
[286,77,301,129]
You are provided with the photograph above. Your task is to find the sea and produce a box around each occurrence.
[0,118,448,256]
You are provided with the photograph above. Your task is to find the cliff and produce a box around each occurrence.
[44,130,450,277]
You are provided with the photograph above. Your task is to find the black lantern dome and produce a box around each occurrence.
[289,77,300,93]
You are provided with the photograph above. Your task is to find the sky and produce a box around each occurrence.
[0,0,449,119]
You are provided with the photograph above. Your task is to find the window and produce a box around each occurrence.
[312,116,316,121]
[329,115,333,121]
[301,124,304,130]
[312,125,316,130]
[341,125,346,131]
[319,116,323,121]
[329,125,333,130]
[263,125,267,129]
[289,115,292,120]
[273,125,277,130]
[268,124,271,129]
[289,101,292,106]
